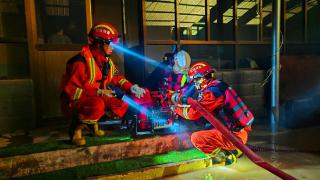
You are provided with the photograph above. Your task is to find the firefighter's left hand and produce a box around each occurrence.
[130,84,146,98]
[97,88,115,97]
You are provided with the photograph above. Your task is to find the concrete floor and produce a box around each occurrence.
[163,126,320,180]
[163,151,320,180]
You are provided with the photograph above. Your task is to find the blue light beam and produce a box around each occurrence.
[111,43,168,70]
[122,95,152,116]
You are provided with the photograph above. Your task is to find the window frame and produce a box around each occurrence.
[142,0,320,69]
[35,0,92,51]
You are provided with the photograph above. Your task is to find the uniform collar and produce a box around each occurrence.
[90,46,108,67]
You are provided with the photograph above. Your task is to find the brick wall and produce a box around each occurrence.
[216,70,267,123]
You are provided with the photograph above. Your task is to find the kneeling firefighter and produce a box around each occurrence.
[171,62,254,165]
[60,22,146,146]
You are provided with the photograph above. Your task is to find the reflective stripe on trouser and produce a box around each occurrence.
[190,127,250,154]
[206,148,221,158]
[77,96,129,124]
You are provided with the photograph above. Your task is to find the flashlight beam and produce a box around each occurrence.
[111,43,168,70]
[122,95,152,116]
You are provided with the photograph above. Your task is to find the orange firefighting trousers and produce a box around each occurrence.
[190,126,251,154]
[76,96,128,123]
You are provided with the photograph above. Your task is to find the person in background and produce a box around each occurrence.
[47,25,72,44]
[145,50,191,91]
[145,50,194,106]
[171,62,253,165]
[60,22,145,146]
[144,52,174,91]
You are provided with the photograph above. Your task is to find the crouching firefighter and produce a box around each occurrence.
[171,62,254,165]
[60,22,146,146]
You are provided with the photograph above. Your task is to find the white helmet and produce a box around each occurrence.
[173,50,191,74]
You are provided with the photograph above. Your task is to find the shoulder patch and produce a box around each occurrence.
[207,86,224,97]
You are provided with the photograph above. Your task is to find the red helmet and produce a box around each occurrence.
[88,22,120,44]
[188,62,215,81]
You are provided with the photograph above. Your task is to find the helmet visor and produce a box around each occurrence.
[190,73,203,81]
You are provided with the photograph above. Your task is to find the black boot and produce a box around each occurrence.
[224,150,237,165]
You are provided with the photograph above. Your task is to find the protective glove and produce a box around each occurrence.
[130,84,146,98]
[97,88,115,97]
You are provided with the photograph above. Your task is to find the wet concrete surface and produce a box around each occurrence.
[163,151,320,180]
[163,125,320,180]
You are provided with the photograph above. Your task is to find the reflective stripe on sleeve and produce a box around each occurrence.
[88,58,96,84]
[183,107,190,120]
[73,88,83,100]
[119,79,128,86]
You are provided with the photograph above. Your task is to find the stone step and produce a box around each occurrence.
[0,133,193,179]
[4,148,210,179]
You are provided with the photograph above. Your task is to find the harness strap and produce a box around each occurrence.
[227,87,249,116]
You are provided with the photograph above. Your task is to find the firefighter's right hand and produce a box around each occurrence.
[171,92,188,104]
[130,84,146,98]
[171,93,180,104]
[97,88,115,97]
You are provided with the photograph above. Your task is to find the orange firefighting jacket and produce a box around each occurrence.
[175,79,252,131]
[61,45,132,102]
[174,88,225,121]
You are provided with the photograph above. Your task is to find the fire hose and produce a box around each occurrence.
[187,98,297,180]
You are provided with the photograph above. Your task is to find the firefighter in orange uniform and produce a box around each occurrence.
[171,62,253,165]
[60,22,146,146]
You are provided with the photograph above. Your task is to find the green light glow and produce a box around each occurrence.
[0,135,133,157]
[153,148,207,164]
